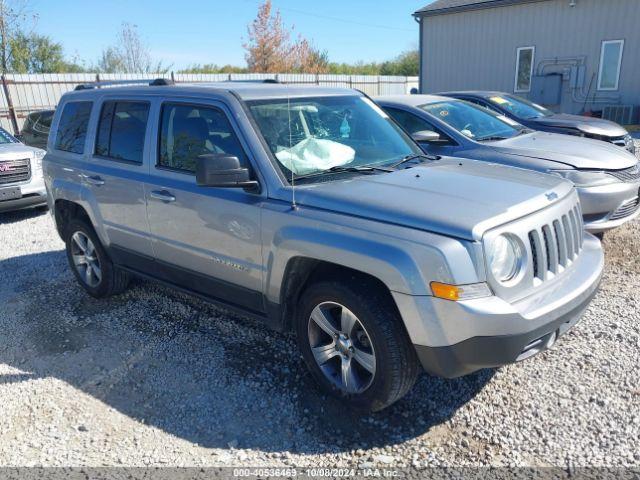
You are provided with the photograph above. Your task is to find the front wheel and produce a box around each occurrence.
[296,280,420,412]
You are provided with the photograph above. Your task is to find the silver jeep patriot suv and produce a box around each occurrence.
[44,80,604,412]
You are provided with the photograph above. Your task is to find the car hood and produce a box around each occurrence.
[0,142,40,160]
[530,113,628,137]
[293,158,572,241]
[490,132,638,170]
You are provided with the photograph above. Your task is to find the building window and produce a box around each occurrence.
[514,46,535,93]
[597,40,624,91]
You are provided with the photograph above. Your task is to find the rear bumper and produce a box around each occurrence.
[413,282,597,378]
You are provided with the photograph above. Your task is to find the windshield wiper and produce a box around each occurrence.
[293,164,394,181]
[476,135,510,142]
[389,153,439,169]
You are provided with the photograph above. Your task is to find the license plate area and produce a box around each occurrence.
[0,186,21,201]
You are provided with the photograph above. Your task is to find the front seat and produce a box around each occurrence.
[172,117,209,171]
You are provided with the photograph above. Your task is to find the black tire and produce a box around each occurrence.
[296,279,420,412]
[64,218,130,298]
[595,232,605,241]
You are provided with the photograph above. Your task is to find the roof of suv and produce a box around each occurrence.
[63,82,358,102]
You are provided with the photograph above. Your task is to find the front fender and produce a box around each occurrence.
[262,208,483,304]
[266,226,422,301]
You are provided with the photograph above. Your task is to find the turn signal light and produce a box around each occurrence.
[430,282,492,301]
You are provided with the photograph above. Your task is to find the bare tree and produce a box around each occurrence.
[98,22,169,73]
[0,0,36,73]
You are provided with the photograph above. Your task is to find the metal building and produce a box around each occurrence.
[414,0,640,119]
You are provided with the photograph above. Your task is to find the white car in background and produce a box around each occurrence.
[0,127,47,213]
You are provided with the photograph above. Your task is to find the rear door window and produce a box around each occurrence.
[55,101,93,154]
[95,101,149,163]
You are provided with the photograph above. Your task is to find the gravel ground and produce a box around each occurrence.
[0,147,638,470]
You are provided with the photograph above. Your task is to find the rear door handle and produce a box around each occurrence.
[150,189,176,203]
[81,174,105,186]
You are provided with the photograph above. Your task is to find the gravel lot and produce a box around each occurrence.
[0,146,638,470]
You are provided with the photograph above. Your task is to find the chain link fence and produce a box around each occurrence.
[0,73,419,135]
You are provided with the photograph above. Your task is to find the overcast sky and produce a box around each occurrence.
[31,0,427,69]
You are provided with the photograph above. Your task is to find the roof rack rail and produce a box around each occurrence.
[224,79,279,84]
[74,78,175,91]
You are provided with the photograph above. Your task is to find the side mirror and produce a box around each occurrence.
[196,154,259,190]
[412,130,441,143]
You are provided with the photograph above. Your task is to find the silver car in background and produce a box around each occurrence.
[377,95,640,234]
[0,127,47,213]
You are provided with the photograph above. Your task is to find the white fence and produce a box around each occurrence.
[0,73,419,134]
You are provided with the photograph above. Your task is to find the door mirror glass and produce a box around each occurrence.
[196,154,258,189]
[412,130,441,143]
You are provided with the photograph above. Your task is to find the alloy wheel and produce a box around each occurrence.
[307,301,376,394]
[70,231,102,288]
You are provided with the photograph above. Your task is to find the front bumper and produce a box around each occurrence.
[577,181,640,233]
[0,175,47,213]
[414,283,596,377]
[393,234,603,378]
[0,192,47,213]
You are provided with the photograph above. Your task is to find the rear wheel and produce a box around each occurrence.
[296,280,420,412]
[65,218,129,298]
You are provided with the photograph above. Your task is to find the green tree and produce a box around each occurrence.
[178,63,248,74]
[0,0,36,73]
[380,50,419,76]
[8,31,84,73]
[327,61,381,75]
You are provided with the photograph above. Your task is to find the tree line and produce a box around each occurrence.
[0,0,418,76]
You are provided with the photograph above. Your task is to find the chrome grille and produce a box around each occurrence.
[609,196,640,221]
[483,190,584,303]
[607,165,640,183]
[528,204,584,282]
[0,158,31,185]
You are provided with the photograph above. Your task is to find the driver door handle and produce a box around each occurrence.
[150,189,176,203]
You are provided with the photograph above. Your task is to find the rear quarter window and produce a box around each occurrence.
[55,101,93,154]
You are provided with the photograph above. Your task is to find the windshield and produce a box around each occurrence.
[247,95,420,180]
[0,127,18,144]
[421,100,523,141]
[487,94,553,119]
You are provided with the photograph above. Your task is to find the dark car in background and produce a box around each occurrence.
[377,94,640,235]
[439,91,635,154]
[19,109,54,150]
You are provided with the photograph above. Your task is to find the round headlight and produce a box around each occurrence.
[488,234,521,283]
